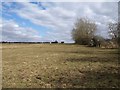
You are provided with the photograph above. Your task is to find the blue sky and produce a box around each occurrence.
[2,2,49,38]
[1,1,118,42]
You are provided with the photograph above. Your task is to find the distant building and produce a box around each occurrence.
[61,41,64,44]
[51,40,58,44]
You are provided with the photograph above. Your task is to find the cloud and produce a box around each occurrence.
[2,19,41,42]
[2,2,118,42]
[1,0,119,2]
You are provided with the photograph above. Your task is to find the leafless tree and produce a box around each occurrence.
[108,22,120,47]
[108,22,118,40]
[72,17,97,45]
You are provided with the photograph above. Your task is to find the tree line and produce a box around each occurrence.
[72,17,119,48]
[1,41,64,44]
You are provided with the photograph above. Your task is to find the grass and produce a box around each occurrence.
[2,43,119,88]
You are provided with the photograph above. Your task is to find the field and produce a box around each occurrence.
[2,43,119,88]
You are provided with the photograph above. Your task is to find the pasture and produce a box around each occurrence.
[2,43,119,88]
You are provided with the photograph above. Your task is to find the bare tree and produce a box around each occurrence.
[72,17,97,45]
[118,22,120,46]
[108,22,120,47]
[108,22,118,40]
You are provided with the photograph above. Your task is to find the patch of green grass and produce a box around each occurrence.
[2,44,119,88]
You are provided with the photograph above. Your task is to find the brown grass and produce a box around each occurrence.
[2,43,119,88]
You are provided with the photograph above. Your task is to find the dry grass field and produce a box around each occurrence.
[2,43,119,88]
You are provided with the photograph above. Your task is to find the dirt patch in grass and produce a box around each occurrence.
[66,56,118,63]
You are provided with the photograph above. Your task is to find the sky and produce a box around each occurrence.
[0,1,118,43]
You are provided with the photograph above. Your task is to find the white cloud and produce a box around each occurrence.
[1,0,119,2]
[2,2,118,42]
[2,19,41,42]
